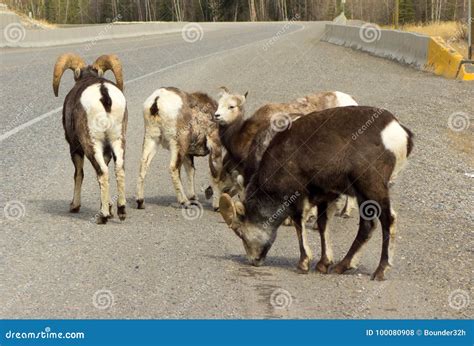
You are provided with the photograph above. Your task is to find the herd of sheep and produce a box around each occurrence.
[53,53,413,281]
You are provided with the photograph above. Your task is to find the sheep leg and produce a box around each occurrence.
[207,140,223,211]
[103,149,114,217]
[169,141,188,206]
[332,215,377,275]
[314,201,337,274]
[339,195,357,218]
[294,200,314,273]
[90,141,111,224]
[111,138,127,221]
[136,136,157,209]
[371,205,396,281]
[183,155,197,201]
[69,151,84,213]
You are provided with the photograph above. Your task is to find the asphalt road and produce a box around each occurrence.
[0,22,472,319]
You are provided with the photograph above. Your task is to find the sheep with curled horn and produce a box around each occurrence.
[53,53,128,224]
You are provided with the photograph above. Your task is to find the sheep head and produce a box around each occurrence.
[215,87,248,126]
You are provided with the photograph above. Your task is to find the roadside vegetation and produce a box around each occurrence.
[385,21,469,58]
[2,0,471,25]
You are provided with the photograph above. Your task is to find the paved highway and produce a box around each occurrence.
[0,22,472,318]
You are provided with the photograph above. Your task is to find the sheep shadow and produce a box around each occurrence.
[141,194,215,210]
[206,254,298,272]
[206,253,373,277]
[38,199,98,222]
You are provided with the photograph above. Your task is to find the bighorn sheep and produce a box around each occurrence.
[220,106,414,281]
[53,53,127,224]
[213,88,358,218]
[136,87,222,210]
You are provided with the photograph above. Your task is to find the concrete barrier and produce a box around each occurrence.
[323,22,474,81]
[323,23,430,69]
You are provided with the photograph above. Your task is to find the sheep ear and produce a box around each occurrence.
[234,201,246,218]
[244,91,248,99]
[238,94,247,106]
[74,68,81,80]
[219,194,236,227]
[219,194,243,238]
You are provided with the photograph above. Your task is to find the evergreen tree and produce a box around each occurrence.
[399,0,416,24]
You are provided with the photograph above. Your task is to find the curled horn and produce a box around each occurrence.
[93,54,124,91]
[218,86,230,93]
[53,53,86,97]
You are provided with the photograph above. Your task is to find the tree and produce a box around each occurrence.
[399,0,416,23]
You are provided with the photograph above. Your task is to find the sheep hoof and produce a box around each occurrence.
[96,214,109,225]
[296,260,310,274]
[69,204,81,213]
[136,199,145,209]
[371,267,387,281]
[189,195,198,201]
[213,207,220,212]
[118,205,126,221]
[315,260,332,274]
[330,261,350,274]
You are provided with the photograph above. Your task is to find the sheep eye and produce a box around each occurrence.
[229,106,235,109]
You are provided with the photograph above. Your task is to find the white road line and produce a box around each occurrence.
[0,24,305,143]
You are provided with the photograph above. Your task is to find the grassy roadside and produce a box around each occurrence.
[384,21,469,58]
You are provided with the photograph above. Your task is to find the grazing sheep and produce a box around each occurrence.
[136,87,223,210]
[53,53,127,224]
[220,106,413,280]
[213,87,358,218]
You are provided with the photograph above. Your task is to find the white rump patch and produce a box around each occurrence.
[381,121,409,181]
[334,91,358,107]
[143,88,183,118]
[81,83,126,142]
